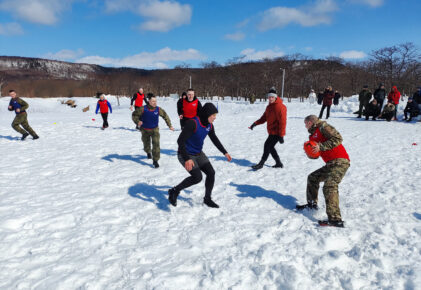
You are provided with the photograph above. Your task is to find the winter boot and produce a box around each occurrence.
[296,201,318,210]
[153,160,159,168]
[147,153,152,159]
[33,135,39,140]
[168,187,180,206]
[252,161,264,170]
[21,132,29,141]
[204,197,219,208]
[272,157,283,168]
[318,219,344,228]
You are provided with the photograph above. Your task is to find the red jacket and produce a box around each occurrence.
[309,127,349,163]
[387,86,401,105]
[323,90,335,106]
[255,98,287,137]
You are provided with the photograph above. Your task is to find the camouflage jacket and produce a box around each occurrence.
[381,103,395,114]
[308,120,343,151]
[138,105,172,128]
[359,90,372,103]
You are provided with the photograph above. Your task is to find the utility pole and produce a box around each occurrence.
[280,68,285,99]
[189,76,192,88]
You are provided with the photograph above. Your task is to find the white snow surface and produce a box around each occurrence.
[0,96,420,289]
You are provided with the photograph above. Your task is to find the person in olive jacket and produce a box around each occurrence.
[8,90,39,140]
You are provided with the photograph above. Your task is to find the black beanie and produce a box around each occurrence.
[199,103,218,125]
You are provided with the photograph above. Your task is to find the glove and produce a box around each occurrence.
[279,136,284,144]
[249,123,256,130]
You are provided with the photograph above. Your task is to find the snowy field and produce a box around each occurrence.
[0,95,420,289]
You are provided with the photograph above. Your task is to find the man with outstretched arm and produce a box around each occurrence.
[296,115,350,228]
[137,94,174,168]
[168,103,232,208]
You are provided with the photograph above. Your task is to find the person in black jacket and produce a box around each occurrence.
[168,103,232,208]
[333,90,341,105]
[177,89,203,130]
[176,92,187,128]
[364,99,381,120]
[412,87,421,108]
[317,90,324,105]
[373,83,386,109]
[403,97,420,122]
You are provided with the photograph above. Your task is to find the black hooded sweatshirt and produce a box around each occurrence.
[177,103,227,160]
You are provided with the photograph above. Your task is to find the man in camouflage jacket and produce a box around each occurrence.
[357,85,372,118]
[297,115,350,227]
[8,90,39,140]
[137,94,174,168]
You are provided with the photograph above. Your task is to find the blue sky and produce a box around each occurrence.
[0,0,419,69]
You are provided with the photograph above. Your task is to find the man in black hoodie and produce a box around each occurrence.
[168,103,232,208]
[373,83,386,108]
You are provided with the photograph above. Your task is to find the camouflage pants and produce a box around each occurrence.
[141,127,160,161]
[12,112,37,136]
[132,107,142,125]
[306,158,350,221]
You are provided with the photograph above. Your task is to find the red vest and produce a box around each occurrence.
[310,127,350,163]
[135,93,144,107]
[98,99,109,113]
[183,98,199,118]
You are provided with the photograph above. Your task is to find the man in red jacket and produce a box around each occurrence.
[296,115,350,227]
[249,87,287,170]
[387,86,401,120]
[319,86,334,119]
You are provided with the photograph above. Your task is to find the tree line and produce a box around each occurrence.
[1,42,420,100]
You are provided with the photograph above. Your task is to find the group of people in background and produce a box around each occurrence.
[308,83,421,123]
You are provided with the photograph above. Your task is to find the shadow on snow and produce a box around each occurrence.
[0,135,21,141]
[208,156,254,167]
[413,212,421,220]
[128,183,192,211]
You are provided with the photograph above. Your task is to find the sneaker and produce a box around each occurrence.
[147,153,152,159]
[168,187,180,206]
[204,198,219,208]
[33,135,39,140]
[251,162,264,170]
[153,160,159,168]
[318,219,344,228]
[296,202,318,210]
[21,133,29,141]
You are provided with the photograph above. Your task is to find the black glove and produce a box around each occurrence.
[249,123,256,130]
[279,136,284,144]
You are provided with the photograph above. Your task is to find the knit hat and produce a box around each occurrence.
[267,87,277,98]
[408,97,413,101]
[199,103,218,125]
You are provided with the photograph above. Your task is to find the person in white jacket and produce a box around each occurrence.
[308,89,316,104]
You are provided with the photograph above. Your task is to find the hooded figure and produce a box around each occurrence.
[387,86,401,120]
[169,103,232,208]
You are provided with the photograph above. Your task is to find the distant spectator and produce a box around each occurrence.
[373,83,387,108]
[379,100,396,122]
[308,89,316,104]
[357,85,372,118]
[333,90,341,106]
[364,99,381,121]
[387,86,401,120]
[412,87,421,111]
[403,97,420,122]
[317,90,324,105]
[319,86,334,119]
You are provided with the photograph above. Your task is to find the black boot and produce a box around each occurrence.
[153,160,159,168]
[21,132,29,141]
[272,157,283,168]
[33,135,39,140]
[204,197,219,208]
[147,153,152,159]
[296,201,318,210]
[252,161,264,170]
[168,187,180,206]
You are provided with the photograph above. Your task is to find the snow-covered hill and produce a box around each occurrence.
[0,96,420,289]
